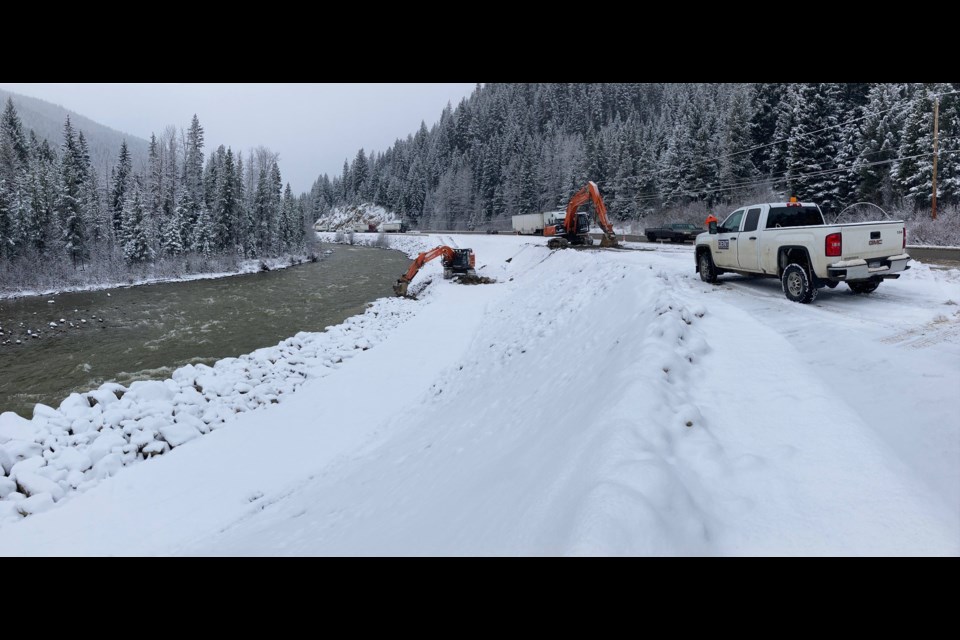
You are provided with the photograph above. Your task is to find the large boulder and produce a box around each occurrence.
[0,412,41,444]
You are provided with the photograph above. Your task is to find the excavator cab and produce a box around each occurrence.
[442,248,476,279]
[575,213,591,235]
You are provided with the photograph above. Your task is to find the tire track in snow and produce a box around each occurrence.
[881,313,960,348]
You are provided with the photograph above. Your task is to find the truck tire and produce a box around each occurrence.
[848,280,880,294]
[781,263,818,303]
[698,251,718,284]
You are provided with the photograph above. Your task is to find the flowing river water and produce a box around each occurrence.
[0,245,411,418]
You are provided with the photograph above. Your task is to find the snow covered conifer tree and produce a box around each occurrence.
[111,140,132,234]
[123,177,153,263]
[856,84,906,206]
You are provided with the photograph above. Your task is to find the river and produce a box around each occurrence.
[0,245,410,418]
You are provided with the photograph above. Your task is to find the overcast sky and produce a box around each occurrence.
[0,83,478,193]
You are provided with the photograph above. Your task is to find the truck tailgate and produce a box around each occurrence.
[837,221,904,260]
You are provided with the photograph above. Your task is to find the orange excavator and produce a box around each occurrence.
[393,245,477,296]
[544,181,619,249]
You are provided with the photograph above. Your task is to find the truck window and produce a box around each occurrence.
[766,206,823,228]
[721,210,744,233]
[743,208,761,232]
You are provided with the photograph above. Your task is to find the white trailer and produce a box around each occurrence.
[512,211,565,235]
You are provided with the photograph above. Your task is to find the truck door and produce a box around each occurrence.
[713,209,744,268]
[737,207,762,271]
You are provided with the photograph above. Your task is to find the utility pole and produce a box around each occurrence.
[932,96,940,220]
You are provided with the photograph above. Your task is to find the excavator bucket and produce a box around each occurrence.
[600,233,620,248]
[393,277,411,297]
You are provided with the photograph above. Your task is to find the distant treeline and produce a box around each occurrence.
[0,99,311,275]
[306,83,960,229]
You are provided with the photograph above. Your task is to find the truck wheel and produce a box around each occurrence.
[782,263,818,303]
[848,280,880,294]
[698,251,718,284]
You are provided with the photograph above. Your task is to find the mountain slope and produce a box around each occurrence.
[0,87,150,174]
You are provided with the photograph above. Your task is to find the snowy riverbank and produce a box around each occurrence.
[0,254,317,302]
[1,233,957,555]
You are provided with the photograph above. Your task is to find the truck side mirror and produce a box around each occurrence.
[709,221,717,234]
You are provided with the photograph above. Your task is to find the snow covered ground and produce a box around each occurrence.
[1,233,957,556]
[313,203,393,231]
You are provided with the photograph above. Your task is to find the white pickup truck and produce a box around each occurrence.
[695,200,911,303]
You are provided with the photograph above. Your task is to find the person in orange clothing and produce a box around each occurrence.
[705,214,718,228]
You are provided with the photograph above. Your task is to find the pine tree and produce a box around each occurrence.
[719,87,758,196]
[0,179,12,259]
[750,83,786,172]
[0,100,30,259]
[634,124,660,213]
[1,97,29,183]
[234,152,250,256]
[611,119,639,218]
[146,133,163,236]
[110,140,132,233]
[214,148,237,250]
[253,165,270,254]
[786,83,842,213]
[518,138,539,214]
[182,115,206,242]
[896,88,936,210]
[352,149,369,200]
[405,157,426,223]
[856,84,906,206]
[832,117,860,213]
[191,202,213,256]
[122,177,152,263]
[59,117,87,266]
[75,130,103,244]
[281,183,297,248]
[160,130,181,255]
[268,161,282,253]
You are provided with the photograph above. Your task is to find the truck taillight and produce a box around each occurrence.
[826,232,842,257]
[903,226,906,250]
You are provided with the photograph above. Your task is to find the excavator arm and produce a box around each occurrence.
[393,245,457,296]
[555,181,619,249]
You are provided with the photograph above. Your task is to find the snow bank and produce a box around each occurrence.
[0,289,423,527]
